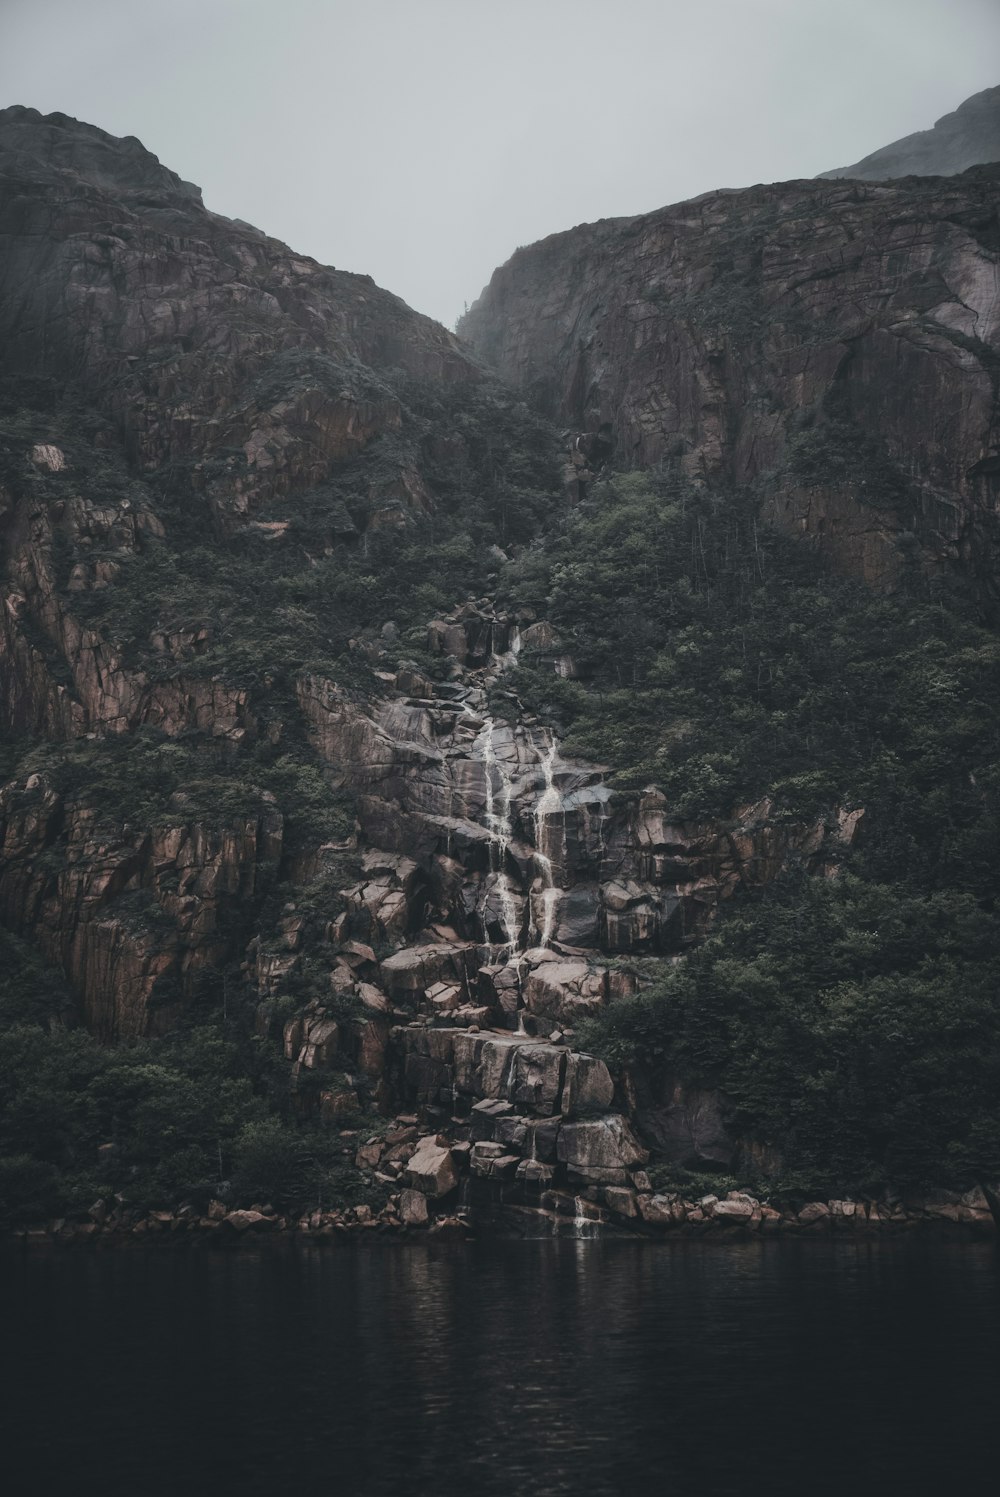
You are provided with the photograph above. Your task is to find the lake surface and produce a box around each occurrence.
[2,1236,998,1496]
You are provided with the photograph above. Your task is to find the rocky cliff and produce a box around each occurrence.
[0,105,540,1041]
[0,108,847,1047]
[819,84,1000,181]
[459,168,1000,594]
[2,107,998,1233]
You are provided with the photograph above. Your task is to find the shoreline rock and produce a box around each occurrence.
[8,1182,994,1246]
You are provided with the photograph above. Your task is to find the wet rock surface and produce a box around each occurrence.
[0,109,551,1038]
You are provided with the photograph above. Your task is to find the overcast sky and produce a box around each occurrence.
[3,0,998,327]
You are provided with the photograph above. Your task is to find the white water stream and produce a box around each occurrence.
[532,735,565,948]
[478,718,521,960]
[477,719,569,959]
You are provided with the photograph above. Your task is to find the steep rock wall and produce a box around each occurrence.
[819,84,1000,181]
[0,773,282,1040]
[0,106,480,531]
[459,170,1000,591]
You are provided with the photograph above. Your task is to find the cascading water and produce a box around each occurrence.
[532,734,565,948]
[478,717,521,960]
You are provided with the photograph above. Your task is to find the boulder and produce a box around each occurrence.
[508,1044,565,1115]
[398,1188,429,1227]
[452,1031,527,1099]
[638,1194,678,1226]
[523,957,607,1031]
[561,1052,614,1115]
[713,1198,755,1220]
[557,1115,648,1180]
[223,1210,269,1233]
[379,942,476,1002]
[516,1159,555,1185]
[406,1135,459,1198]
[495,1114,562,1163]
[602,1186,638,1218]
[355,1137,384,1170]
[470,1097,515,1140]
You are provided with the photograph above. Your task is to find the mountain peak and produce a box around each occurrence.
[0,104,204,205]
[818,82,1000,181]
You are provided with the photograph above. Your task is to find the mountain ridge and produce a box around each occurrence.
[819,83,1000,181]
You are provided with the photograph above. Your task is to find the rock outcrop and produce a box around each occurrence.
[819,84,1000,182]
[298,615,859,981]
[0,105,475,515]
[0,772,282,1039]
[459,168,1000,593]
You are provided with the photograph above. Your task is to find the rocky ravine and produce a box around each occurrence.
[266,602,865,1233]
[459,166,1000,596]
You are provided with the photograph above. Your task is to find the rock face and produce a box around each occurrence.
[459,168,1000,593]
[3,105,979,1228]
[0,105,474,515]
[819,85,1000,182]
[299,632,858,981]
[0,773,282,1040]
[0,107,551,1036]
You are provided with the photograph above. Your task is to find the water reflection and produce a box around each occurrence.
[3,1238,998,1496]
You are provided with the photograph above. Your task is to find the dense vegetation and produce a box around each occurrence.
[510,469,1000,1189]
[0,927,384,1229]
[0,379,560,1227]
[578,877,1000,1193]
[66,374,559,695]
[2,391,1000,1217]
[500,470,999,831]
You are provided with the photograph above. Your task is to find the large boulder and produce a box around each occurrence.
[508,1044,565,1115]
[452,1031,525,1099]
[405,1135,459,1198]
[379,942,477,1003]
[522,953,608,1032]
[398,1188,430,1226]
[561,1052,615,1115]
[341,850,424,944]
[557,1114,648,1184]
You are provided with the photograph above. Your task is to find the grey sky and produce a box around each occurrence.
[3,0,999,327]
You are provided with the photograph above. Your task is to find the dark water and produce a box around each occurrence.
[2,1237,998,1496]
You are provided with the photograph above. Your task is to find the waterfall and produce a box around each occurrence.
[532,734,565,947]
[478,718,521,959]
[476,720,570,959]
[572,1196,598,1239]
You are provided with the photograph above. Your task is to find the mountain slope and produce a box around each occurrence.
[459,168,1000,596]
[819,84,1000,181]
[2,108,1000,1233]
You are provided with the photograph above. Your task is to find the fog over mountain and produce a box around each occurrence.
[820,83,1000,180]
